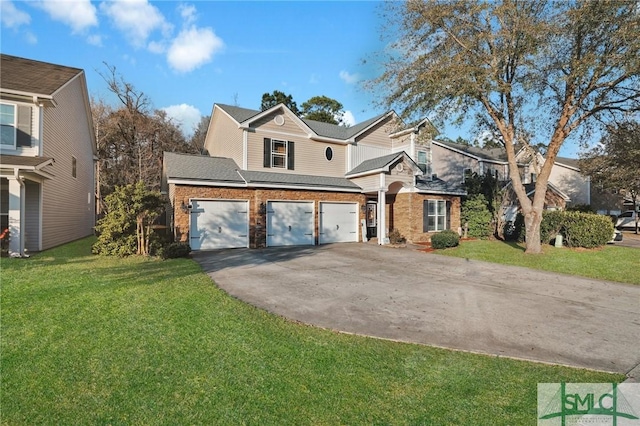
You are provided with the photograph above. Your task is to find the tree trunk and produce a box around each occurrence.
[523,208,543,254]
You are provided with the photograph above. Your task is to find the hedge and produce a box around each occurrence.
[541,210,613,248]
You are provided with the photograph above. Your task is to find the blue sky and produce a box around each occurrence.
[1,0,582,156]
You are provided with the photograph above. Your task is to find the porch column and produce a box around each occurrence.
[7,175,25,257]
[378,173,387,245]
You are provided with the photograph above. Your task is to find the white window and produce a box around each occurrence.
[417,150,430,175]
[271,139,287,168]
[424,199,448,232]
[0,103,16,148]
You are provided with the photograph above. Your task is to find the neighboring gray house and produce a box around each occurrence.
[0,54,96,256]
[430,140,590,207]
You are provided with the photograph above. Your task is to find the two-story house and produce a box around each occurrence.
[162,103,465,250]
[0,54,96,257]
[430,140,592,222]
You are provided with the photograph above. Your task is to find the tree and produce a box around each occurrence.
[190,115,210,154]
[301,95,346,125]
[94,64,195,197]
[373,0,640,253]
[580,121,640,233]
[93,182,164,256]
[261,90,300,115]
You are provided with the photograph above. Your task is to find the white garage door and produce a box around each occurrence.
[267,201,314,247]
[319,202,359,244]
[189,200,248,250]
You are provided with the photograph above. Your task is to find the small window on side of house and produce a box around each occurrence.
[72,156,77,178]
[463,168,473,182]
[0,103,16,148]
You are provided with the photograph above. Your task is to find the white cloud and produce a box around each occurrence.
[148,40,166,54]
[101,0,170,48]
[167,26,224,73]
[1,1,31,29]
[38,0,97,33]
[179,3,197,26]
[339,70,360,85]
[343,110,356,127]
[87,34,102,46]
[162,104,202,137]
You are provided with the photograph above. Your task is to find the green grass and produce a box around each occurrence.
[437,240,640,285]
[1,238,622,425]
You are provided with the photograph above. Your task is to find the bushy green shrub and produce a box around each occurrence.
[541,210,612,248]
[566,204,595,213]
[157,242,191,259]
[430,230,460,249]
[561,212,613,248]
[388,229,406,245]
[540,210,565,244]
[461,194,492,238]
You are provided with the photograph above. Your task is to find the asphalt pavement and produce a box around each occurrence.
[193,243,640,379]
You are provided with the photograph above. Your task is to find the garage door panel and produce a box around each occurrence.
[319,203,358,244]
[190,200,248,250]
[267,201,314,247]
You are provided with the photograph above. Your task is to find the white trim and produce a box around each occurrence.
[240,104,315,136]
[242,129,248,169]
[255,127,309,140]
[308,134,352,144]
[348,111,396,140]
[167,178,362,193]
[318,201,359,244]
[0,102,17,149]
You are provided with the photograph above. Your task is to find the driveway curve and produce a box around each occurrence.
[193,243,640,376]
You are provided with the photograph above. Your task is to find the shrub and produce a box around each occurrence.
[561,212,612,248]
[541,210,613,248]
[461,194,492,238]
[157,242,191,259]
[540,210,565,245]
[388,229,406,245]
[431,230,460,249]
[566,204,595,213]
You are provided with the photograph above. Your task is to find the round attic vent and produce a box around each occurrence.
[274,115,285,126]
[395,163,404,172]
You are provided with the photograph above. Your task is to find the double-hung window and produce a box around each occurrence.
[0,103,16,148]
[263,138,295,170]
[271,139,287,168]
[423,199,449,232]
[417,150,430,175]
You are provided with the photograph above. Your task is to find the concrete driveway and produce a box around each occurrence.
[193,243,640,377]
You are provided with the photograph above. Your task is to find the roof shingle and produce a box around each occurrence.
[0,54,82,96]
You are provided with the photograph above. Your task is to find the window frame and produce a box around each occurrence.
[271,139,287,169]
[0,103,17,149]
[424,199,448,232]
[462,168,473,182]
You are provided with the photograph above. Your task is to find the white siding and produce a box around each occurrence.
[349,144,392,171]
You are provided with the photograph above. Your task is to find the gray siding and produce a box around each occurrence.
[24,180,40,252]
[431,144,478,183]
[41,75,95,250]
[550,164,589,205]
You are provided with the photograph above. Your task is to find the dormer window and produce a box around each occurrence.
[263,138,295,170]
[417,150,430,175]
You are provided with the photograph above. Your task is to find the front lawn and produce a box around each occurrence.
[437,240,639,285]
[1,238,621,425]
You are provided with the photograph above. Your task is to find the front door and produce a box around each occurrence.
[366,202,377,239]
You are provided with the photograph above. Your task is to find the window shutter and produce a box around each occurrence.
[17,105,32,147]
[422,200,429,233]
[263,138,271,167]
[446,200,451,230]
[287,141,295,170]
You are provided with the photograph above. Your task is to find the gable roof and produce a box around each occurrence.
[215,103,393,142]
[433,140,508,163]
[415,176,467,196]
[554,156,580,171]
[346,152,405,176]
[0,54,83,98]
